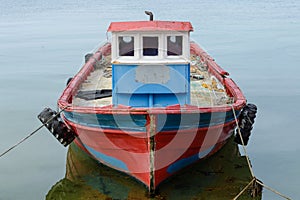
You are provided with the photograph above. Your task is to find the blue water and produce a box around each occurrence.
[0,0,299,199]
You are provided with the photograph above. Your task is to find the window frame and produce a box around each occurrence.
[114,33,139,61]
[166,35,183,57]
[140,33,163,59]
[112,31,190,63]
[118,36,135,57]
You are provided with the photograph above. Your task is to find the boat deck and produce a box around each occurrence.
[72,54,232,108]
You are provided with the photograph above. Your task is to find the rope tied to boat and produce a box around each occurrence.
[231,105,292,200]
[0,106,69,158]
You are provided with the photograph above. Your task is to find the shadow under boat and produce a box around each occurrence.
[46,137,262,200]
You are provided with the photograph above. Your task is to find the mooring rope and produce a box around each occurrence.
[231,105,292,200]
[0,106,69,158]
[231,106,255,178]
[233,177,256,200]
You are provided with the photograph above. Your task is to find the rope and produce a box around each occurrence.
[233,178,256,200]
[255,180,292,200]
[231,105,292,200]
[0,106,69,158]
[231,105,255,178]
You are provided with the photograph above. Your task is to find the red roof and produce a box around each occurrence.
[107,21,193,32]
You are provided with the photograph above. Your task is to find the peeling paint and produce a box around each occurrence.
[149,114,156,193]
[135,65,170,84]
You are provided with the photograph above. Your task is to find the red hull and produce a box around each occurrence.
[65,114,237,190]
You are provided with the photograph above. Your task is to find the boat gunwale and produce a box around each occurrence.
[58,42,246,114]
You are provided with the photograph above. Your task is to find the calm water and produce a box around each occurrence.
[0,0,299,199]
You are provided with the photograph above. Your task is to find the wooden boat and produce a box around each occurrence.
[39,13,257,192]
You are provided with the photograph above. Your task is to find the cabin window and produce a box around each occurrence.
[119,36,134,56]
[167,36,183,56]
[143,37,158,56]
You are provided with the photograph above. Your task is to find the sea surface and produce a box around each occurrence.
[0,0,299,199]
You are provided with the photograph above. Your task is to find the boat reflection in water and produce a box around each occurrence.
[46,137,261,200]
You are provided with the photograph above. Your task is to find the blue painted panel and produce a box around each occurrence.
[112,63,190,107]
[156,110,241,131]
[113,64,189,94]
[84,144,129,171]
[115,94,150,107]
[167,154,199,174]
[167,145,215,174]
[153,93,186,107]
[63,111,147,132]
[133,84,176,94]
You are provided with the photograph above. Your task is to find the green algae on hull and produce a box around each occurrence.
[46,137,261,200]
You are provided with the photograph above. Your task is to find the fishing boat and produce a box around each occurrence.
[38,12,257,192]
